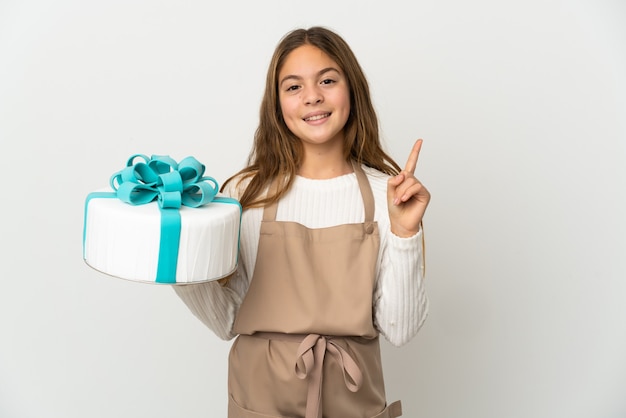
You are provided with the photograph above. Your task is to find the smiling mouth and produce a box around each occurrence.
[303,113,331,122]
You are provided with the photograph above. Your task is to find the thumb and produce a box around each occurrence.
[387,172,405,205]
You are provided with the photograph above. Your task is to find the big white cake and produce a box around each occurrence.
[82,154,241,285]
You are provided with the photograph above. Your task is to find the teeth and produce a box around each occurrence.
[304,113,330,121]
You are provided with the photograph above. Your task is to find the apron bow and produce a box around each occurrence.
[295,333,363,418]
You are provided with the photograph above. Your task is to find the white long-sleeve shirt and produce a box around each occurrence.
[174,165,428,347]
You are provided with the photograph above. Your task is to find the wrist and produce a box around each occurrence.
[390,225,419,238]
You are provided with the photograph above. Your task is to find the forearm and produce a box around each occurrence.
[374,228,428,346]
[173,279,242,340]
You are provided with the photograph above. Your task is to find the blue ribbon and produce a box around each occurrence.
[83,154,241,284]
[110,154,220,209]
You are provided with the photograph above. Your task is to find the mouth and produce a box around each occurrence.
[303,112,331,122]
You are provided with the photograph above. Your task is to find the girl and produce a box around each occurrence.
[175,26,430,418]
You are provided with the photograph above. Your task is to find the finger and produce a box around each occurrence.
[388,172,404,188]
[394,174,419,199]
[398,181,426,203]
[404,139,423,174]
[387,173,405,205]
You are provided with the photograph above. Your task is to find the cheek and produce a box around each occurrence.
[279,99,298,132]
[335,88,351,113]
[337,94,351,120]
[279,96,297,120]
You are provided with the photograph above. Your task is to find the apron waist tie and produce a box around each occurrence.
[252,332,364,418]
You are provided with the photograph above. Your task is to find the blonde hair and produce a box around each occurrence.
[222,26,401,209]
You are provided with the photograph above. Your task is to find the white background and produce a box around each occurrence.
[1,1,625,417]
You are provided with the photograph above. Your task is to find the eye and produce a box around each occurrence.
[321,78,335,85]
[285,84,300,92]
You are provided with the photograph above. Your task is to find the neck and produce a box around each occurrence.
[298,150,353,179]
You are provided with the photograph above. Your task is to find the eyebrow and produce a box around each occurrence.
[279,67,341,88]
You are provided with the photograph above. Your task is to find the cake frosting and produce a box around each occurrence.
[82,154,241,285]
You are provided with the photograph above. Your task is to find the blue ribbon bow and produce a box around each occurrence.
[110,154,219,209]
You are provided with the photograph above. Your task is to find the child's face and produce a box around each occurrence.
[278,44,351,152]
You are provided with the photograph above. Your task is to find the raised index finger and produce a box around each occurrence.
[404,139,423,174]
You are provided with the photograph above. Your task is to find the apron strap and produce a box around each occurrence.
[352,160,375,224]
[262,175,281,222]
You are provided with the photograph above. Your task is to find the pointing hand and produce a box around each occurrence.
[386,139,431,237]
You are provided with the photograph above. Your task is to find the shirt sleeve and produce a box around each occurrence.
[172,279,241,340]
[171,177,251,341]
[373,217,429,346]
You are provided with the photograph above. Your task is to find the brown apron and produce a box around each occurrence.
[228,162,402,418]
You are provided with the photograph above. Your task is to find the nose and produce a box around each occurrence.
[303,85,323,105]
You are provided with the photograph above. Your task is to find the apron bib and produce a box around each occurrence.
[228,162,402,418]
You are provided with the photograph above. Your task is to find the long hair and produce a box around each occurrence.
[222,26,401,209]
